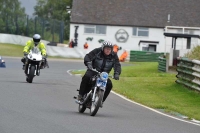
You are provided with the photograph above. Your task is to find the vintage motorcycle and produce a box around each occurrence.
[75,69,111,116]
[24,47,48,83]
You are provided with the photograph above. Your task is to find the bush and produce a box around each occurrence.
[184,45,200,60]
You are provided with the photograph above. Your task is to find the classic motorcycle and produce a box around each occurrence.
[75,69,111,116]
[24,47,48,83]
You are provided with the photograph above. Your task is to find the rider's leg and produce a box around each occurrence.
[79,75,91,97]
[78,70,96,99]
[21,57,25,70]
[103,78,113,102]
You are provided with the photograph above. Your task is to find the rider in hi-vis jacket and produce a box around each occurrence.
[21,34,47,69]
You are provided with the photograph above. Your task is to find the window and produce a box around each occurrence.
[177,29,195,34]
[84,25,106,34]
[142,45,156,52]
[96,25,106,34]
[184,29,195,34]
[133,27,149,37]
[84,25,95,34]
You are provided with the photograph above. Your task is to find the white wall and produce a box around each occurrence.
[46,46,89,58]
[0,33,50,46]
[70,24,200,55]
[70,24,165,52]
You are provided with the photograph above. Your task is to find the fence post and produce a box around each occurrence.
[6,14,8,33]
[52,19,55,42]
[15,15,19,35]
[166,53,169,72]
[34,17,37,33]
[60,21,64,43]
[42,18,44,38]
[26,15,29,36]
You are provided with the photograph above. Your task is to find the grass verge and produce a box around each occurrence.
[71,62,200,120]
[0,43,82,60]
[0,43,24,57]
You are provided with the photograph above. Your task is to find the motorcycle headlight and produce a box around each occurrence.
[100,72,108,81]
[1,60,4,62]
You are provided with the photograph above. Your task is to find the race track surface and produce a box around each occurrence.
[0,57,199,133]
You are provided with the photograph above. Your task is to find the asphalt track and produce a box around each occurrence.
[0,57,199,133]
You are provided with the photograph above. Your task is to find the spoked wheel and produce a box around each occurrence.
[78,104,86,113]
[90,90,104,116]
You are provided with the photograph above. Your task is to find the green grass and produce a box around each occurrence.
[72,62,200,120]
[0,43,24,57]
[0,43,82,60]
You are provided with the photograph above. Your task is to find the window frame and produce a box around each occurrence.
[84,25,96,34]
[84,25,107,35]
[133,27,149,37]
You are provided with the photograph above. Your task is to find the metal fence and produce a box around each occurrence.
[158,56,168,72]
[176,57,200,91]
[130,51,164,62]
[0,15,65,43]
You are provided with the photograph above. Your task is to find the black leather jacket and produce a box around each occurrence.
[84,47,121,74]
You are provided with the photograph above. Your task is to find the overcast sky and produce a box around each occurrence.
[19,0,37,16]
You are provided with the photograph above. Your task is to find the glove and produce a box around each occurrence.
[42,55,46,60]
[114,73,119,80]
[86,62,93,70]
[24,52,28,57]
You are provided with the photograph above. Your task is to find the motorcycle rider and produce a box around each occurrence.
[78,41,121,106]
[21,34,47,70]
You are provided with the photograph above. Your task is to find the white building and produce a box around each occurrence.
[70,0,200,55]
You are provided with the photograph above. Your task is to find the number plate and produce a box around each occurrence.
[97,78,107,87]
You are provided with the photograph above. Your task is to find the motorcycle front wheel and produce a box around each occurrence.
[90,90,104,116]
[27,66,35,83]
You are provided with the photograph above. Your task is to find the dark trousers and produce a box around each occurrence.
[79,70,113,102]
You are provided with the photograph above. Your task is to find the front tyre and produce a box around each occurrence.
[90,90,104,116]
[27,66,35,83]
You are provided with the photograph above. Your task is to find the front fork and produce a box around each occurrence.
[92,87,105,102]
[26,64,39,76]
[92,87,97,102]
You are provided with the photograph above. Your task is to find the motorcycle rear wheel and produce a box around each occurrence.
[78,104,86,113]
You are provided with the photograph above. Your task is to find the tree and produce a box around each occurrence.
[0,0,26,35]
[34,0,72,41]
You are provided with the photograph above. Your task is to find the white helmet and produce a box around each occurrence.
[101,41,113,51]
[33,34,41,46]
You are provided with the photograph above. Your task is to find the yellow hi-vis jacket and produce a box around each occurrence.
[23,40,46,55]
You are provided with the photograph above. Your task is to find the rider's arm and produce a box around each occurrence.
[23,40,31,53]
[84,47,101,66]
[113,53,121,75]
[39,43,47,56]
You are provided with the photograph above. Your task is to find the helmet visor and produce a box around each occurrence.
[33,39,40,46]
[33,38,40,42]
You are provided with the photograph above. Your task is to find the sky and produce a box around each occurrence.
[19,0,37,16]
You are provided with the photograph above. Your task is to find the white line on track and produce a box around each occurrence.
[67,70,72,76]
[111,91,200,126]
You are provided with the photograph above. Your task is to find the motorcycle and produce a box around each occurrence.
[24,47,48,83]
[74,69,111,116]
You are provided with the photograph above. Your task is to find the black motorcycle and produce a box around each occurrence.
[75,69,111,116]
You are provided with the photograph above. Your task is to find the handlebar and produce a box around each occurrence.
[90,69,113,78]
[90,68,101,74]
